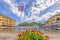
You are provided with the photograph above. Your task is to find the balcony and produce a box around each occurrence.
[56,20,60,26]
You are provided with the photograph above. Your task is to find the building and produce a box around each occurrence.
[0,14,16,27]
[44,13,60,29]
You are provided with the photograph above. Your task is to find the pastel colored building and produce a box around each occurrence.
[44,12,60,29]
[0,14,16,27]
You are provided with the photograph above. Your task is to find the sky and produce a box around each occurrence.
[0,0,60,25]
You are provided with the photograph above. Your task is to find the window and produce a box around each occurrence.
[2,16,6,20]
[57,18,60,20]
[2,22,5,24]
[0,19,1,21]
[2,25,5,26]
[51,23,53,24]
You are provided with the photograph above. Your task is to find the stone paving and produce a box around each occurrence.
[0,31,60,40]
[45,31,60,40]
[0,32,18,40]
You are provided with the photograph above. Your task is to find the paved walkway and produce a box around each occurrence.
[0,31,60,40]
[45,31,60,40]
[0,32,18,40]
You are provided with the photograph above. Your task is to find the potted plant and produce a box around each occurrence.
[17,30,49,40]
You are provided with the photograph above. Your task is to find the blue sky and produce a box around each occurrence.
[0,0,60,25]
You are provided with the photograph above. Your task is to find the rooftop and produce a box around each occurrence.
[0,14,16,21]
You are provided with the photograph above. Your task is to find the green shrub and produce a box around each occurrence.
[17,30,49,40]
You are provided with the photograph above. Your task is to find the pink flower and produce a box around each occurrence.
[39,31,44,35]
[45,35,49,40]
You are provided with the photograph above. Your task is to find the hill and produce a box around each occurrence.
[17,22,43,27]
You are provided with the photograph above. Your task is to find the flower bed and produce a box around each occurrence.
[17,30,49,40]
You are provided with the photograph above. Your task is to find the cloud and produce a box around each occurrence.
[31,0,59,15]
[35,10,60,23]
[24,0,59,22]
[3,0,60,23]
[24,9,60,23]
[4,0,26,18]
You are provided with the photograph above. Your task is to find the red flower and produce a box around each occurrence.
[18,34,21,37]
[45,35,49,40]
[32,30,35,32]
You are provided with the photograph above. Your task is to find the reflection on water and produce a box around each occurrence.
[15,26,45,32]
